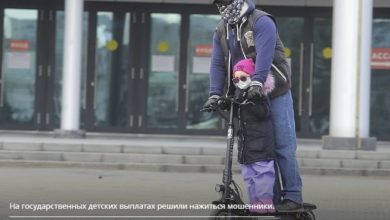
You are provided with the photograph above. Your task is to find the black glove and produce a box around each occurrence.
[203,95,220,111]
[246,84,264,101]
[236,90,248,103]
[217,98,231,111]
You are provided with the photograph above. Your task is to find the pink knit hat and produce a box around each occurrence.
[233,59,255,77]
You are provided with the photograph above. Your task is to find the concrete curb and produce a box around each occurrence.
[1,150,390,175]
[1,141,390,160]
[1,160,390,177]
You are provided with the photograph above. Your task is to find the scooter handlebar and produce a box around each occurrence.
[200,97,254,113]
[200,98,256,125]
[200,97,230,113]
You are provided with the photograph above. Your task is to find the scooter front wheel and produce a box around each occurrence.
[209,209,228,220]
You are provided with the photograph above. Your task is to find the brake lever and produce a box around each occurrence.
[240,99,255,106]
[200,107,215,112]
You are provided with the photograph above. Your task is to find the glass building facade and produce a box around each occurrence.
[0,0,389,140]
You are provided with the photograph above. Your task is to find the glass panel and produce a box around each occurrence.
[147,13,181,128]
[94,12,130,127]
[309,18,332,135]
[370,19,390,139]
[54,11,89,128]
[186,14,220,129]
[1,9,38,124]
[275,17,304,132]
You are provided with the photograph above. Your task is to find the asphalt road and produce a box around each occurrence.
[0,167,389,220]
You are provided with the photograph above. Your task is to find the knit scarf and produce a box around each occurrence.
[217,0,244,24]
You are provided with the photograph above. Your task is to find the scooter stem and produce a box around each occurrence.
[222,101,235,202]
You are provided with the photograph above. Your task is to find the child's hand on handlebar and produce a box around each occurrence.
[202,95,233,112]
[202,95,220,112]
[217,98,231,111]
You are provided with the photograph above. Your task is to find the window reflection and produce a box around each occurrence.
[94,12,130,127]
[186,14,220,129]
[275,17,304,132]
[147,13,181,128]
[1,9,37,124]
[310,18,332,135]
[370,19,390,139]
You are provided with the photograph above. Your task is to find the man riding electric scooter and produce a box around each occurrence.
[204,0,304,212]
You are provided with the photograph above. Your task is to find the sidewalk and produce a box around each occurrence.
[1,130,390,176]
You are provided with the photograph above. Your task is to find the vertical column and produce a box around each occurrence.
[329,0,359,137]
[358,0,373,138]
[323,0,376,150]
[56,0,85,138]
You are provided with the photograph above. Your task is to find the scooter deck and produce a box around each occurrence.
[250,217,283,220]
[248,214,306,220]
[246,203,317,220]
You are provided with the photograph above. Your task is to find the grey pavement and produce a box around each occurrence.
[0,167,390,220]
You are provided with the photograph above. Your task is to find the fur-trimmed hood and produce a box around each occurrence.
[263,73,275,95]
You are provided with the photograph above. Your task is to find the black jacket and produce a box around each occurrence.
[235,90,275,164]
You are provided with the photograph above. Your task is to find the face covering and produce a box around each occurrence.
[217,0,244,24]
[234,76,252,90]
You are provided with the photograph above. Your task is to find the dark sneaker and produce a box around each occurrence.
[276,199,304,212]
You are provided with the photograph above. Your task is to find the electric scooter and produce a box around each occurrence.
[201,96,317,220]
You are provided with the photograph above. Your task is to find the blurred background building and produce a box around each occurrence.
[0,0,389,141]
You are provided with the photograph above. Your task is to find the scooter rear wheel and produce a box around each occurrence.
[295,210,316,220]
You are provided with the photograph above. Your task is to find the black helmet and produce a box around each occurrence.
[212,0,234,6]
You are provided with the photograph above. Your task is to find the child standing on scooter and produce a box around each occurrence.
[232,58,276,214]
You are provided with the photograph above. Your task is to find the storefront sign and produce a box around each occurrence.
[195,44,212,57]
[193,57,211,74]
[151,55,175,72]
[371,48,390,70]
[7,52,32,69]
[10,40,30,51]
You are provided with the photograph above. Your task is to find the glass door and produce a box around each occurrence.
[83,8,134,132]
[274,16,305,132]
[92,11,131,129]
[138,9,224,134]
[0,0,88,131]
[185,14,221,130]
[80,5,187,133]
[370,16,390,140]
[0,8,39,129]
[145,13,181,129]
[141,11,225,134]
[308,17,332,136]
[270,7,332,138]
